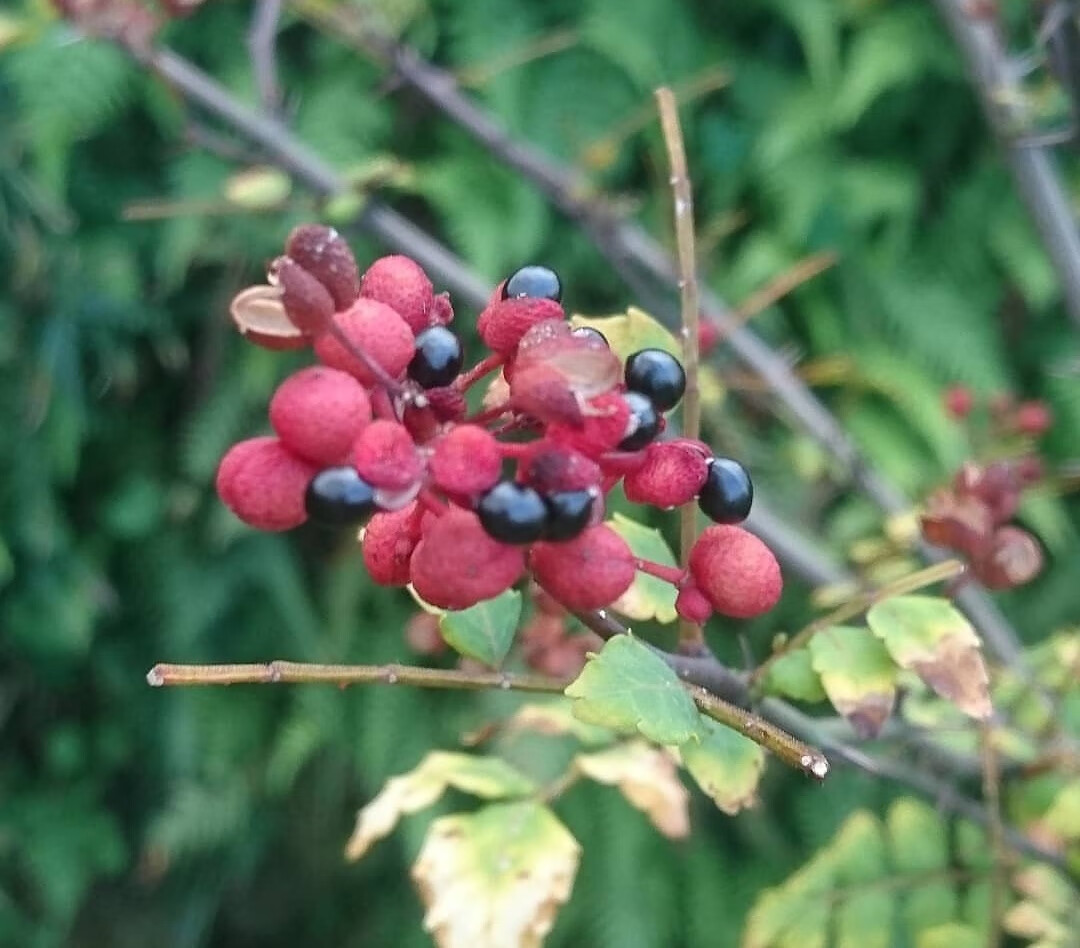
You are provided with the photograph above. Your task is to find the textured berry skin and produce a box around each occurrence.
[269,256,335,335]
[269,366,372,466]
[410,509,527,609]
[698,457,754,524]
[530,524,635,611]
[502,265,562,303]
[216,437,317,531]
[675,584,713,624]
[520,441,602,493]
[429,425,502,498]
[689,525,782,618]
[359,254,435,334]
[362,502,422,586]
[285,224,360,310]
[477,482,549,544]
[542,489,596,542]
[944,385,974,420]
[624,440,709,508]
[624,348,686,412]
[314,298,415,385]
[305,466,376,526]
[1015,400,1052,436]
[548,392,632,457]
[477,297,565,354]
[353,420,424,490]
[408,326,464,389]
[617,391,661,452]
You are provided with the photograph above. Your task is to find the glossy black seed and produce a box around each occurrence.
[305,466,377,526]
[571,326,608,346]
[617,391,661,452]
[501,265,562,303]
[542,489,595,542]
[477,481,549,545]
[698,457,753,524]
[624,348,686,412]
[408,326,464,389]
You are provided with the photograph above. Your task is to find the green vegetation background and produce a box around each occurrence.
[2,1,1079,945]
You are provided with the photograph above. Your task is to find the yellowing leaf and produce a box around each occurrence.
[503,700,615,746]
[345,752,535,861]
[412,801,580,948]
[607,513,679,624]
[867,596,991,720]
[564,634,704,745]
[808,625,897,738]
[1003,900,1072,943]
[1012,864,1078,917]
[916,923,983,948]
[223,166,292,209]
[1042,779,1080,844]
[679,718,766,815]
[573,740,690,838]
[570,306,682,362]
[439,590,522,666]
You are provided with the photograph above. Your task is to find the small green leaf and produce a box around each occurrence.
[809,625,898,738]
[761,648,828,703]
[887,799,956,935]
[223,166,292,209]
[439,590,522,666]
[867,596,991,720]
[916,923,983,948]
[564,635,704,745]
[1043,779,1080,843]
[570,306,682,363]
[412,801,580,948]
[345,751,536,861]
[679,718,766,815]
[607,513,679,624]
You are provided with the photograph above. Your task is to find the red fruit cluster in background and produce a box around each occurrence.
[217,223,784,637]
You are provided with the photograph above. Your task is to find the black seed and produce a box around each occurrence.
[697,457,753,524]
[617,391,661,452]
[305,467,377,526]
[501,265,562,303]
[408,326,464,389]
[542,489,595,542]
[624,348,686,412]
[476,481,549,544]
[571,326,608,346]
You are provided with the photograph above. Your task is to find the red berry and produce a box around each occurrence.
[624,440,709,508]
[216,436,317,531]
[429,425,502,498]
[362,502,422,586]
[688,525,782,619]
[1014,400,1052,436]
[410,509,526,609]
[943,385,974,420]
[359,254,435,335]
[285,224,360,310]
[269,366,372,466]
[314,298,415,386]
[353,420,423,491]
[530,524,635,611]
[510,362,585,427]
[675,584,713,624]
[519,440,602,493]
[547,392,631,458]
[476,297,565,354]
[269,256,335,335]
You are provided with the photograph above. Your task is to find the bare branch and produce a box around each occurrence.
[248,0,284,114]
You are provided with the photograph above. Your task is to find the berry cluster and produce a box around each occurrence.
[217,225,782,625]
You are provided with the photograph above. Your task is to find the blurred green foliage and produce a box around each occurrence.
[1,0,1079,945]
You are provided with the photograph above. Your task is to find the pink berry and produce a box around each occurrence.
[547,392,632,458]
[476,297,565,354]
[269,366,372,466]
[353,420,423,491]
[410,509,526,609]
[1014,400,1052,436]
[519,440,602,493]
[624,440,710,508]
[530,524,635,611]
[313,298,415,386]
[359,254,435,335]
[429,425,502,498]
[689,525,782,619]
[363,502,423,586]
[675,584,713,624]
[215,436,317,531]
[943,385,974,420]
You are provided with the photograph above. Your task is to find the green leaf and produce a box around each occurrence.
[564,635,704,745]
[867,596,991,720]
[887,799,956,935]
[438,590,522,667]
[679,718,766,816]
[606,513,679,624]
[916,923,983,948]
[345,751,536,861]
[761,648,828,703]
[570,306,682,364]
[412,801,580,948]
[1043,779,1080,844]
[808,625,897,738]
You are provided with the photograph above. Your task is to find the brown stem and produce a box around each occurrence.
[980,722,1006,948]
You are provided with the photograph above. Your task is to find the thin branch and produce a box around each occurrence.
[656,86,703,651]
[933,0,1080,330]
[248,0,284,114]
[732,251,838,324]
[980,721,1007,948]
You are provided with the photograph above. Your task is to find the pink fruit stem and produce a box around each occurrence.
[634,558,685,585]
[416,489,448,517]
[326,316,405,399]
[453,353,504,393]
[465,401,512,426]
